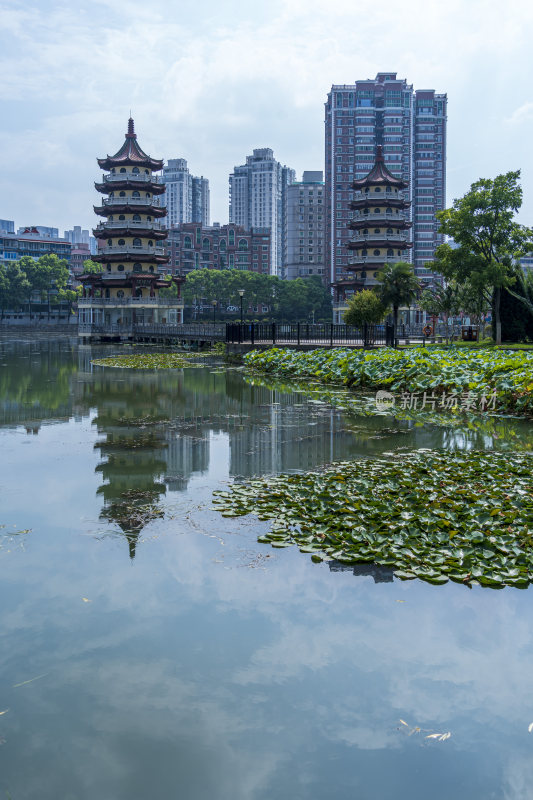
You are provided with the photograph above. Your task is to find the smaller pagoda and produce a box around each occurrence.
[333,146,412,322]
[78,119,184,338]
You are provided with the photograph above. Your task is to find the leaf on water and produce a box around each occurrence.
[399,719,409,727]
[0,710,8,716]
[82,597,91,603]
[528,722,533,733]
[426,733,441,739]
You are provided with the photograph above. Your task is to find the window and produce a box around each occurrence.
[133,263,142,272]
[133,214,141,221]
[119,215,125,220]
[387,248,393,256]
[132,191,140,198]
[120,167,126,173]
[374,208,380,214]
[119,191,126,197]
[374,187,381,193]
[133,238,141,247]
[117,264,124,271]
[107,239,112,246]
[202,237,210,250]
[219,238,226,251]
[117,290,124,297]
[238,238,248,250]
[229,229,235,246]
[132,167,139,173]
[374,228,380,234]
[136,288,143,297]
[118,239,125,246]
[184,236,192,249]
[373,249,380,256]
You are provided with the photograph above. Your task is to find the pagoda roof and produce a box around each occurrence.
[351,146,408,189]
[97,119,164,171]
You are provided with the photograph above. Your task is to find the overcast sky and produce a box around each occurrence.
[1,0,532,235]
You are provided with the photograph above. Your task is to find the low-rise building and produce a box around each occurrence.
[0,229,71,267]
[167,222,271,277]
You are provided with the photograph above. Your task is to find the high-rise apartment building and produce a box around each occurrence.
[162,159,210,228]
[286,171,325,281]
[64,225,97,255]
[229,148,295,277]
[325,73,446,286]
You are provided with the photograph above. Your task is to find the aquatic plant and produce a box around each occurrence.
[91,352,210,369]
[214,450,533,588]
[244,347,533,414]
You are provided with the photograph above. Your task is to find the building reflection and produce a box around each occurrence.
[329,561,394,583]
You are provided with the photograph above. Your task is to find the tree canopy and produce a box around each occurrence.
[375,261,420,338]
[343,289,387,327]
[434,170,533,343]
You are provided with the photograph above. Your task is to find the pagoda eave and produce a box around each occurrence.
[93,204,167,218]
[97,156,164,171]
[350,198,410,210]
[349,219,412,231]
[94,181,166,196]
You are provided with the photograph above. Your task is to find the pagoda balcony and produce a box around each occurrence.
[98,245,166,256]
[94,220,166,231]
[350,233,408,243]
[348,256,388,265]
[350,214,410,225]
[79,297,183,307]
[103,173,163,184]
[350,197,409,211]
[102,197,161,207]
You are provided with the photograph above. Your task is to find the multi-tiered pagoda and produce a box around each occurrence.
[333,146,412,323]
[78,119,184,337]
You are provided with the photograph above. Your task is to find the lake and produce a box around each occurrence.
[1,333,533,800]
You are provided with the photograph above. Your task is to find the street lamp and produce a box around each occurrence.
[212,299,217,323]
[238,289,244,325]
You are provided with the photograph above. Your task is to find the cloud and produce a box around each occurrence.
[1,0,533,228]
[506,102,533,125]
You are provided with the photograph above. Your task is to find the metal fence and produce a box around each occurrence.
[226,322,395,347]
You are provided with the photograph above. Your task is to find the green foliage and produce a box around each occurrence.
[343,289,387,326]
[375,261,420,331]
[182,269,331,321]
[213,449,533,589]
[244,346,533,414]
[0,254,71,316]
[420,283,460,319]
[435,171,533,343]
[82,259,104,274]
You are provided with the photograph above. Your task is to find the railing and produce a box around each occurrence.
[350,233,408,243]
[102,197,161,207]
[78,322,225,338]
[226,322,394,347]
[103,173,162,184]
[347,256,388,264]
[94,221,165,231]
[78,297,183,306]
[98,245,165,256]
[351,214,406,224]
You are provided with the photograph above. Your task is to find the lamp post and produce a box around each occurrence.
[238,289,244,325]
[212,299,217,323]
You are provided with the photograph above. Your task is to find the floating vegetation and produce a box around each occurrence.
[213,450,533,588]
[91,352,212,369]
[243,374,533,449]
[244,347,533,415]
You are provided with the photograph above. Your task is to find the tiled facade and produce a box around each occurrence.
[285,172,325,281]
[162,159,210,227]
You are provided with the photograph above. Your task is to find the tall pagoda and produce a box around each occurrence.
[333,146,412,323]
[78,118,184,336]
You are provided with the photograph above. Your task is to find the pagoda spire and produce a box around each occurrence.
[127,117,135,138]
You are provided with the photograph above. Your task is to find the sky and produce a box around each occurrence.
[0,0,532,235]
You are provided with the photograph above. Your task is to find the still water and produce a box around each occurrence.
[1,334,533,800]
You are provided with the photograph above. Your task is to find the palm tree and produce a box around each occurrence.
[375,261,420,346]
[420,282,460,343]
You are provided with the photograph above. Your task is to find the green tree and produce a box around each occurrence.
[435,170,532,344]
[343,289,387,327]
[420,282,461,343]
[82,259,104,274]
[375,261,420,345]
